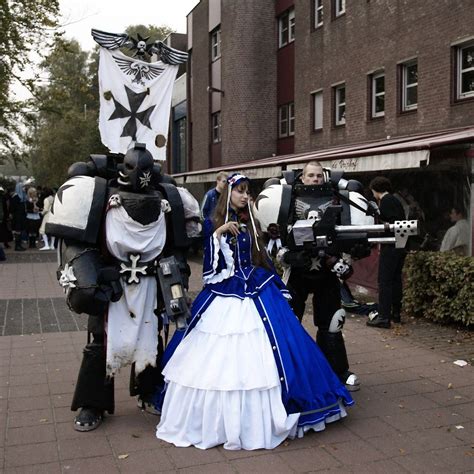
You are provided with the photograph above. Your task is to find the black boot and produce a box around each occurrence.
[29,236,36,249]
[14,237,25,251]
[366,313,391,328]
[392,305,401,324]
[74,407,104,432]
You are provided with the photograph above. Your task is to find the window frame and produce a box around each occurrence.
[278,8,295,48]
[278,102,295,138]
[312,89,323,131]
[314,0,324,28]
[211,111,221,143]
[334,0,346,18]
[334,84,346,126]
[211,28,221,62]
[371,71,385,118]
[456,40,474,100]
[401,60,418,112]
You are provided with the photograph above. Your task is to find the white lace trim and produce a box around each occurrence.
[203,232,235,284]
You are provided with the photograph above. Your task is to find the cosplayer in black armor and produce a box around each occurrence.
[46,144,192,431]
[254,161,392,392]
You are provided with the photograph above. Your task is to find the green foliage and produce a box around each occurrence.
[0,0,60,159]
[403,251,474,327]
[27,38,105,186]
[125,24,174,43]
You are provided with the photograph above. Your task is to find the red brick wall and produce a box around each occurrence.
[294,0,474,153]
[220,0,278,167]
[188,0,211,171]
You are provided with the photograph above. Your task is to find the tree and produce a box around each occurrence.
[28,38,106,186]
[0,0,60,163]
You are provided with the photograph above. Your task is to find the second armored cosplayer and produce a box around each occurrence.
[253,161,417,391]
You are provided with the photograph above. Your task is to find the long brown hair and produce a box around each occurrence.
[212,181,271,270]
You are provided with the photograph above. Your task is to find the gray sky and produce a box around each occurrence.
[59,0,199,51]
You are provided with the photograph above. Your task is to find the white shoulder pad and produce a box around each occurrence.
[46,176,107,244]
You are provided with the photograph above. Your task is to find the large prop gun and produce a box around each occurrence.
[291,205,418,256]
[157,256,189,331]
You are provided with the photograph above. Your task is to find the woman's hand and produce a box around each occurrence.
[216,221,240,238]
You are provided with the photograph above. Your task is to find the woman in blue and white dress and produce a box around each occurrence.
[155,174,354,451]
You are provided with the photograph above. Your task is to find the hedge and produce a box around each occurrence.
[403,251,474,327]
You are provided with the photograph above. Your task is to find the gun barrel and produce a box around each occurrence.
[335,220,418,248]
[336,224,388,233]
[368,237,396,244]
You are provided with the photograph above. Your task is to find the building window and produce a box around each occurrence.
[334,0,346,17]
[371,72,385,118]
[312,90,323,130]
[173,117,187,173]
[211,28,221,61]
[456,41,474,100]
[401,60,418,111]
[278,103,295,138]
[278,8,295,48]
[315,0,323,28]
[211,112,221,143]
[334,84,346,126]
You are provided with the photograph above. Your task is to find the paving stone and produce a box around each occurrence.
[58,436,113,460]
[4,462,62,473]
[5,441,58,467]
[165,445,226,468]
[8,383,49,399]
[6,424,56,446]
[108,430,163,453]
[278,446,342,472]
[391,449,452,472]
[231,453,294,473]
[112,448,175,473]
[6,408,53,428]
[59,455,120,473]
[346,416,399,439]
[8,395,51,412]
[323,439,385,465]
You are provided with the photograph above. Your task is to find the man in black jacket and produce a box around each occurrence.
[367,176,406,328]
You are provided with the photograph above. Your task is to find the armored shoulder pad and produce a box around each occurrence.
[45,176,107,244]
[253,183,292,232]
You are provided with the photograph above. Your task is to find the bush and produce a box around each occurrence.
[403,251,474,327]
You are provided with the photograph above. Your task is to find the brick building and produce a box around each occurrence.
[172,0,473,263]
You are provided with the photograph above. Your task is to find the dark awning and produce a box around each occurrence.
[175,126,474,183]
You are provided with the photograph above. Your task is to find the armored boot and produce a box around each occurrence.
[316,309,360,392]
[71,339,114,431]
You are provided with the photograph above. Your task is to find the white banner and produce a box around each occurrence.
[98,49,179,161]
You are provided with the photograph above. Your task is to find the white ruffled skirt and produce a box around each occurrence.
[156,296,300,450]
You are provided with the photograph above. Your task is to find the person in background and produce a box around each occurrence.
[0,186,11,250]
[39,187,56,250]
[367,176,406,329]
[25,187,41,248]
[200,171,228,220]
[440,206,469,256]
[9,182,27,251]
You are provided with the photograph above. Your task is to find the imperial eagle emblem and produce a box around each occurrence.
[113,55,164,85]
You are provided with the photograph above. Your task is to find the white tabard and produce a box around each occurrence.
[105,205,166,377]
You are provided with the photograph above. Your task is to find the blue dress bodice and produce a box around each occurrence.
[201,217,289,299]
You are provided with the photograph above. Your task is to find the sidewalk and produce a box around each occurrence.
[0,247,473,473]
